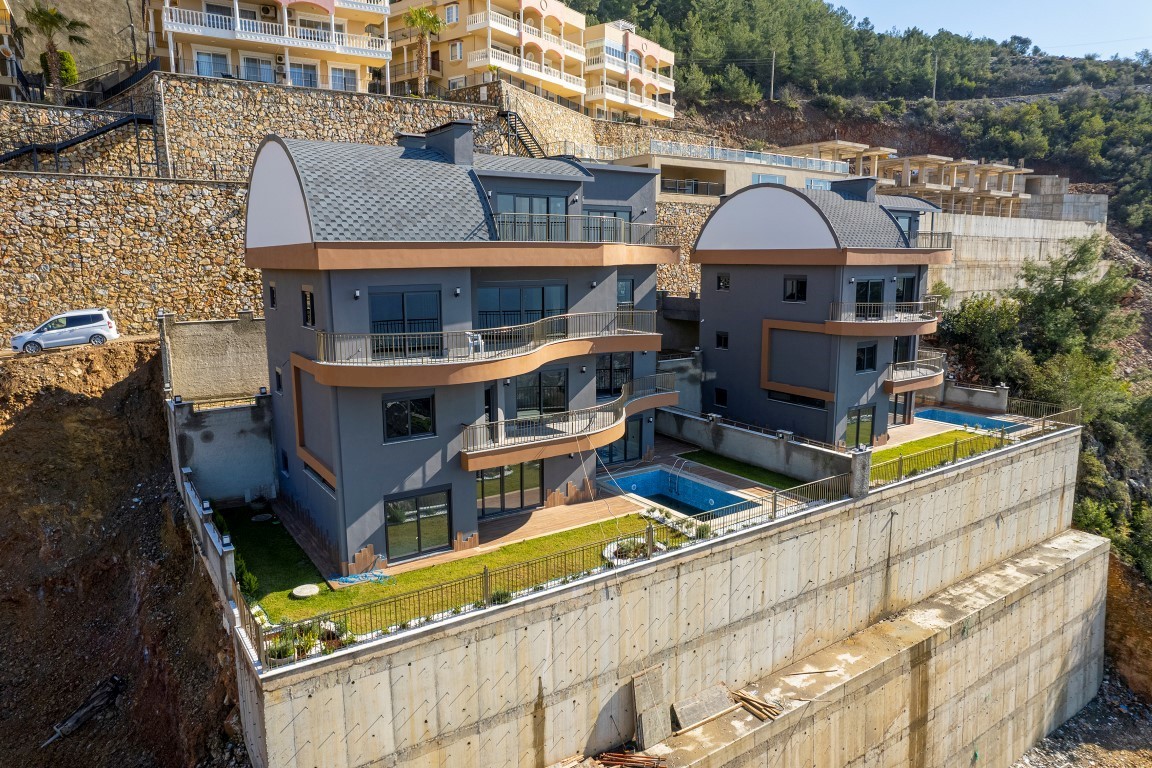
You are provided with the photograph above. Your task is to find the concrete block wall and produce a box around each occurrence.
[658,530,1109,767]
[234,428,1080,768]
[654,407,852,482]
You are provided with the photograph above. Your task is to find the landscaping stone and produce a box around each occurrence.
[250,514,272,523]
[290,584,320,599]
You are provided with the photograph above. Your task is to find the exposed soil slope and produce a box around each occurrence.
[0,340,245,767]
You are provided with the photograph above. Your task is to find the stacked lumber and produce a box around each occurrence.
[729,688,783,721]
[596,752,667,767]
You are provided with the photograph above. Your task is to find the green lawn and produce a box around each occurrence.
[678,450,804,490]
[871,430,972,463]
[224,508,654,624]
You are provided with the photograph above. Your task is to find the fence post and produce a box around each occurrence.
[770,491,778,520]
[482,566,492,605]
[646,523,654,559]
[952,439,959,464]
[1000,427,1006,448]
[897,455,904,481]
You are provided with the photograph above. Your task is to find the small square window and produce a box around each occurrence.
[301,289,315,328]
[384,394,436,441]
[268,282,277,309]
[784,276,807,302]
[715,331,729,350]
[856,342,877,372]
[449,41,463,61]
[280,449,289,474]
[445,3,459,23]
[274,368,283,393]
[715,387,728,408]
[716,272,730,292]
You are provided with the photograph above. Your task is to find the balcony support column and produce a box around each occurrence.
[233,0,240,34]
[330,12,336,46]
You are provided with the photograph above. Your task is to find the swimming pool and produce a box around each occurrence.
[917,408,1026,432]
[605,468,743,515]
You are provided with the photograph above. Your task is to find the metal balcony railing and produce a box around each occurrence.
[889,349,946,381]
[661,178,725,196]
[907,231,953,249]
[461,373,675,453]
[828,298,940,323]
[491,213,674,245]
[315,310,657,366]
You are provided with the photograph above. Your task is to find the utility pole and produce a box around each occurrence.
[769,49,776,101]
[931,52,938,100]
[124,0,139,67]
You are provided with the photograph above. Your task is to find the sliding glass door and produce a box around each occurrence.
[475,460,544,517]
[384,490,451,562]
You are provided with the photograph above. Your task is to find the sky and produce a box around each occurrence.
[836,0,1152,59]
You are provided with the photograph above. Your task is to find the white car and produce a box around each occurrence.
[11,309,121,354]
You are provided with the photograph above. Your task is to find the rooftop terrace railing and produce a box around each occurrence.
[889,349,946,382]
[661,178,725,196]
[314,310,657,366]
[491,213,676,245]
[461,372,675,454]
[907,230,953,249]
[648,139,851,174]
[828,298,939,323]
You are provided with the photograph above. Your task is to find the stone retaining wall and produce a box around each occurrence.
[1,122,162,177]
[656,200,713,295]
[0,172,252,340]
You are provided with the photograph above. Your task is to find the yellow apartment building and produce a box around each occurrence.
[0,0,30,101]
[148,0,392,93]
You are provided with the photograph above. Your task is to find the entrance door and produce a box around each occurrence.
[855,279,884,320]
[845,405,876,449]
[384,490,451,561]
[889,393,912,426]
[596,416,643,464]
[475,460,544,517]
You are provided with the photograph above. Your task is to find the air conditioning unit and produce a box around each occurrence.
[286,9,295,19]
[259,4,276,17]
[275,64,286,74]
[513,46,521,55]
[275,54,286,64]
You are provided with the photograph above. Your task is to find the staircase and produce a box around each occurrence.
[497,111,547,159]
[0,108,158,173]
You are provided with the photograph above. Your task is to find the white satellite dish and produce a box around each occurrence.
[0,44,14,60]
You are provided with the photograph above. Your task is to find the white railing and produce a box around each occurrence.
[648,139,851,174]
[335,0,389,10]
[462,373,675,453]
[468,9,520,34]
[467,48,584,91]
[163,7,390,58]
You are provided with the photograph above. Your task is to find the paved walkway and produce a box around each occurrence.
[884,415,962,448]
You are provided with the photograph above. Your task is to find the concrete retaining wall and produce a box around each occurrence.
[655,407,852,482]
[159,311,269,400]
[234,428,1080,768]
[171,397,277,505]
[928,380,1010,413]
[659,530,1108,767]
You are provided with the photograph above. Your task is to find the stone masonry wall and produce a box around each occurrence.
[155,73,505,180]
[1,122,161,177]
[0,173,252,341]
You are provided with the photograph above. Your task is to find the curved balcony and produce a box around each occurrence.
[460,374,678,470]
[825,298,940,336]
[884,349,947,394]
[306,311,660,387]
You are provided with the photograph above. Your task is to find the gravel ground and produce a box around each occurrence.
[1012,665,1152,768]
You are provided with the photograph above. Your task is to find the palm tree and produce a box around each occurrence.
[401,6,444,98]
[23,1,90,105]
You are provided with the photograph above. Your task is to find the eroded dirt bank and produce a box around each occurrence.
[0,340,246,767]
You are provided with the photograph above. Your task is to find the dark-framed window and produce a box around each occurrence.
[596,352,632,398]
[856,343,877,372]
[515,369,567,417]
[716,331,729,350]
[714,387,728,408]
[716,272,730,292]
[477,284,566,328]
[596,416,643,464]
[768,390,826,409]
[268,282,277,309]
[783,276,807,303]
[383,394,435,441]
[301,289,315,328]
[385,489,451,561]
[846,405,876,449]
[274,368,283,393]
[370,290,441,335]
[476,460,543,517]
[617,277,635,309]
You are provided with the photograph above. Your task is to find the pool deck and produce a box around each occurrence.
[883,417,960,448]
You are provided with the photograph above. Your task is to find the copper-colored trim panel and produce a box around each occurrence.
[289,361,338,488]
[247,241,680,270]
[459,391,679,471]
[825,319,939,336]
[294,334,661,388]
[883,371,944,394]
[692,247,952,266]
[759,319,835,399]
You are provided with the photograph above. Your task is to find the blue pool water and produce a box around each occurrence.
[917,408,1026,432]
[606,469,743,514]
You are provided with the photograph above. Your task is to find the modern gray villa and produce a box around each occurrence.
[244,121,680,572]
[693,179,953,447]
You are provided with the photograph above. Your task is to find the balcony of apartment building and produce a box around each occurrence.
[584,38,674,92]
[464,0,586,60]
[883,348,946,394]
[459,373,678,470]
[659,166,725,198]
[161,3,392,62]
[586,81,674,119]
[466,44,585,95]
[310,309,662,386]
[825,296,941,336]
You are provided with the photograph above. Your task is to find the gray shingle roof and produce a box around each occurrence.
[876,194,941,212]
[801,189,907,248]
[278,138,493,242]
[473,154,589,177]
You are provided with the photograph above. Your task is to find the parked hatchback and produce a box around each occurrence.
[11,309,120,354]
